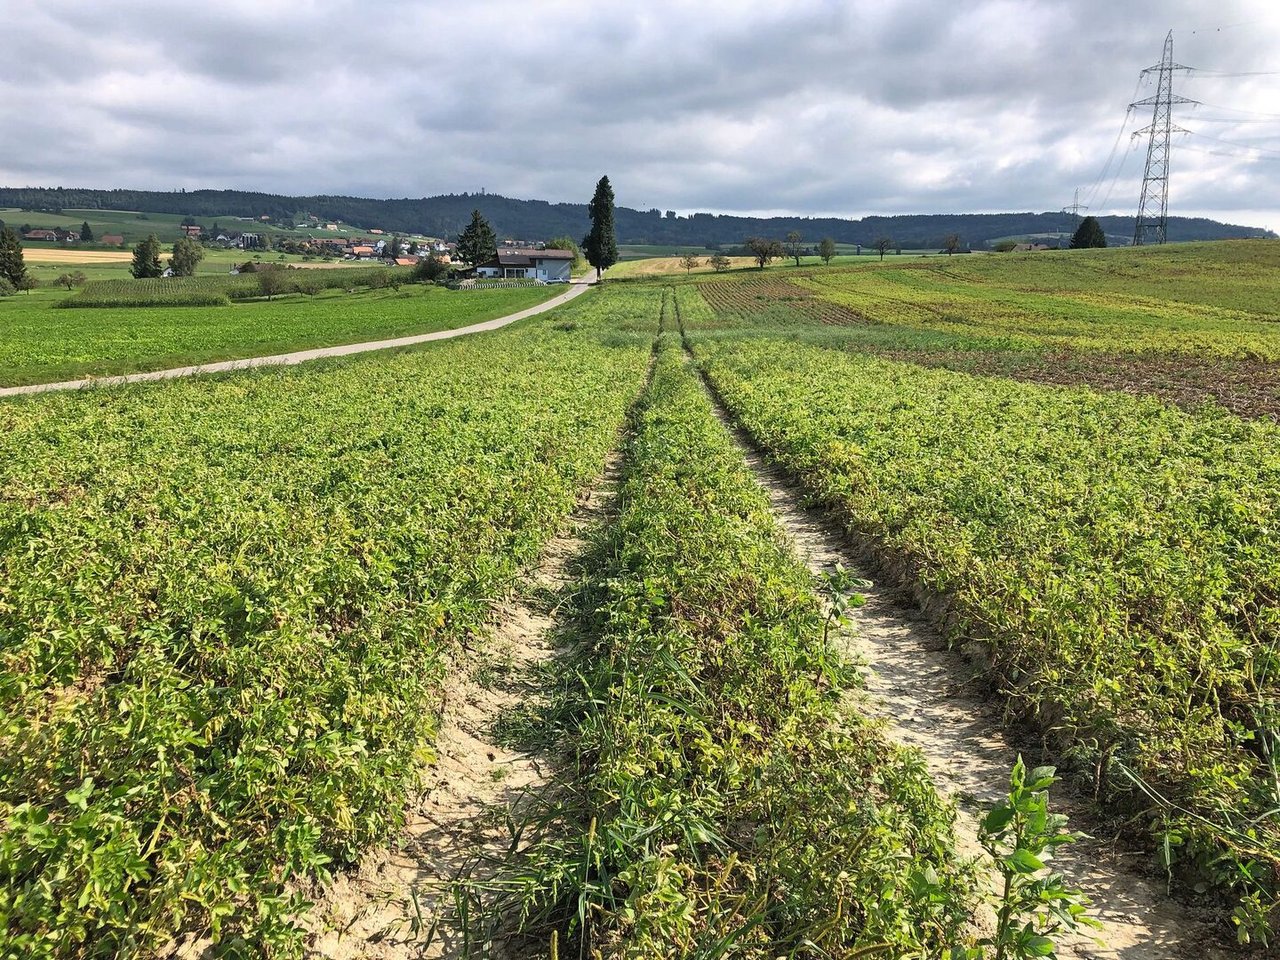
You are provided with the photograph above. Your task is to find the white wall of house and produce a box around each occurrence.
[534,257,572,281]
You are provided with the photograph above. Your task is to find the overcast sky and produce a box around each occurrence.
[3,1,1279,228]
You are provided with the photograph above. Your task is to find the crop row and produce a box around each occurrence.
[0,289,657,956]
[696,275,867,327]
[501,339,973,955]
[796,267,1280,360]
[59,276,257,308]
[688,325,1280,929]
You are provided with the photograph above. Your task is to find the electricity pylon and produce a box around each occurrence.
[1131,31,1195,245]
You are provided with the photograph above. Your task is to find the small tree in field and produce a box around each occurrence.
[709,254,732,272]
[746,236,784,269]
[874,236,893,261]
[678,252,702,273]
[131,234,164,278]
[16,276,38,294]
[0,226,28,287]
[169,236,204,277]
[785,230,804,266]
[56,271,88,290]
[943,234,962,256]
[1070,216,1107,249]
[414,253,450,283]
[293,272,324,297]
[257,267,291,300]
[818,237,837,265]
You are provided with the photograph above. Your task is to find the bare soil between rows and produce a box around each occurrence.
[302,454,622,959]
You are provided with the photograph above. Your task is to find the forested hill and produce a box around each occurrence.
[0,186,1271,248]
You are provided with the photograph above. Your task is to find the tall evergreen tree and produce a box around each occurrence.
[0,227,28,287]
[583,175,618,279]
[1070,216,1107,249]
[79,220,94,242]
[130,234,164,278]
[456,209,497,267]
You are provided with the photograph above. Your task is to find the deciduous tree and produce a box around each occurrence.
[818,237,837,265]
[678,252,702,273]
[746,236,784,269]
[16,275,38,294]
[1070,216,1107,249]
[457,209,498,268]
[709,254,732,272]
[943,233,962,256]
[785,230,804,266]
[874,236,893,261]
[413,253,450,283]
[0,227,28,287]
[130,234,164,278]
[544,235,584,271]
[583,175,619,279]
[169,236,204,277]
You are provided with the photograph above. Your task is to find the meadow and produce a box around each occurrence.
[0,281,556,386]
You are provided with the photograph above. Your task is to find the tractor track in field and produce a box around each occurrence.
[669,314,1237,957]
[301,449,623,960]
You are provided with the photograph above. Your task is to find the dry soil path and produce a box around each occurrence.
[0,278,593,398]
[688,359,1236,960]
[301,450,621,960]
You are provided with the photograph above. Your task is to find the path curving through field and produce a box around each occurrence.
[0,278,593,398]
[683,348,1234,959]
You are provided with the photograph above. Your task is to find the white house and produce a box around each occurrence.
[475,247,574,281]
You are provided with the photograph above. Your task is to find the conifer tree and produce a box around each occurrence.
[130,234,164,278]
[456,209,498,267]
[583,175,618,279]
[79,220,94,242]
[1070,216,1107,249]
[0,226,28,287]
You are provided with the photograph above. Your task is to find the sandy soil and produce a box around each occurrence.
[692,360,1240,959]
[302,453,622,959]
[20,248,133,263]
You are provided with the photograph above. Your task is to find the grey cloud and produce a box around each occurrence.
[1,0,1277,226]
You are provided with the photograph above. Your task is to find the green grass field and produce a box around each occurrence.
[0,282,558,386]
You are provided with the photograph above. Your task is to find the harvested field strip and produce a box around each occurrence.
[697,274,869,326]
[690,331,1280,935]
[0,288,657,957]
[499,339,974,957]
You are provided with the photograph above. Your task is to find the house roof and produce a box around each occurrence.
[489,247,575,267]
[394,257,419,266]
[351,246,375,255]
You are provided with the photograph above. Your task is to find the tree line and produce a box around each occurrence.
[1,187,1269,251]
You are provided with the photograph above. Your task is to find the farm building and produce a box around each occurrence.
[22,229,59,241]
[100,234,125,246]
[475,247,573,281]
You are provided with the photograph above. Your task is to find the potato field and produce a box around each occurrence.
[2,241,1279,956]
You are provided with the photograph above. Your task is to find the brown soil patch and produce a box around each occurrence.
[881,347,1280,421]
[699,276,869,325]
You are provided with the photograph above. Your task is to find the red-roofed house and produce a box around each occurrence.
[100,234,125,246]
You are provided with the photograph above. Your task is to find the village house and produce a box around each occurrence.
[22,229,59,242]
[182,225,202,238]
[474,247,574,282]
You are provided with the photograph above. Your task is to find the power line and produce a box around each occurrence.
[1132,30,1195,245]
